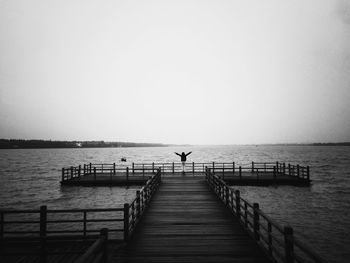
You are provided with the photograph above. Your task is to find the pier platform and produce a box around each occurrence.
[111,176,270,263]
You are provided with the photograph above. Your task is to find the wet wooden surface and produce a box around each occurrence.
[111,176,271,263]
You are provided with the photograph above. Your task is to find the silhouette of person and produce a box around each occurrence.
[175,152,192,173]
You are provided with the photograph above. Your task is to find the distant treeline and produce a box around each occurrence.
[0,139,168,149]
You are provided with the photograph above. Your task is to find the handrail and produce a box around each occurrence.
[205,168,325,263]
[61,161,310,182]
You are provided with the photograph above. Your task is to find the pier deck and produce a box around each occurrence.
[111,176,270,263]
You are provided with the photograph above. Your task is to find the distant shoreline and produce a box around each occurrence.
[0,139,169,149]
[1,139,350,149]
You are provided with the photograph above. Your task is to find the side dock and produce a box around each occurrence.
[61,161,311,186]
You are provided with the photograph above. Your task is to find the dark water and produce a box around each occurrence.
[0,145,349,262]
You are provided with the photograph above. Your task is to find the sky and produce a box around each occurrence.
[0,0,350,145]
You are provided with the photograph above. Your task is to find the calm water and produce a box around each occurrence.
[0,145,349,262]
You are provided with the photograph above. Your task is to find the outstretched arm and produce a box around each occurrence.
[186,151,192,156]
[175,152,181,156]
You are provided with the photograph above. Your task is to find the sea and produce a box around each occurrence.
[0,145,349,262]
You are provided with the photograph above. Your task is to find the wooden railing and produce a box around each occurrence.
[1,169,162,262]
[62,161,310,182]
[206,168,326,263]
[124,168,161,240]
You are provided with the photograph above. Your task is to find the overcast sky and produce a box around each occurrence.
[0,0,350,144]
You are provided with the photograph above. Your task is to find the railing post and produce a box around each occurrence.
[172,162,174,174]
[192,162,195,174]
[83,164,86,175]
[132,163,135,174]
[0,212,4,240]
[78,165,81,178]
[284,226,294,263]
[253,203,260,241]
[124,203,129,241]
[83,211,87,236]
[283,163,286,175]
[61,168,65,181]
[152,162,155,173]
[40,205,47,263]
[268,222,272,256]
[70,166,73,179]
[276,161,279,173]
[252,161,254,173]
[113,163,116,174]
[100,228,108,263]
[94,167,96,180]
[307,166,310,181]
[212,162,215,174]
[233,162,235,173]
[136,190,141,218]
[288,163,291,176]
[126,167,129,182]
[297,165,300,178]
[225,186,229,207]
[235,190,241,220]
[239,166,242,179]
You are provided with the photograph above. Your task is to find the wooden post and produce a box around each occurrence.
[94,167,96,180]
[235,190,241,220]
[225,186,229,207]
[70,166,73,179]
[222,163,225,179]
[126,167,129,182]
[192,162,195,174]
[61,168,65,181]
[83,211,87,237]
[297,165,300,178]
[40,205,47,263]
[172,162,175,174]
[244,203,248,228]
[132,163,135,174]
[284,226,294,263]
[233,162,235,173]
[288,163,291,176]
[283,163,286,175]
[307,166,310,181]
[268,222,272,256]
[78,165,81,178]
[212,162,215,174]
[124,203,129,241]
[253,203,260,241]
[152,162,155,173]
[252,161,254,173]
[276,161,279,173]
[136,190,141,218]
[113,163,116,174]
[239,166,242,179]
[100,228,108,263]
[0,212,4,240]
[83,164,86,175]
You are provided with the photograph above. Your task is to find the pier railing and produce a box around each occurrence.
[1,169,162,262]
[205,168,325,263]
[61,161,310,183]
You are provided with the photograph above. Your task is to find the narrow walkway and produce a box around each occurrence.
[112,176,271,263]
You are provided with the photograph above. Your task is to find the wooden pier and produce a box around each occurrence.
[112,176,271,263]
[1,164,325,263]
[61,161,311,186]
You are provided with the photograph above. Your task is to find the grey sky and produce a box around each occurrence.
[0,0,349,144]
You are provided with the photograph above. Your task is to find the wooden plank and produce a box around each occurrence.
[111,176,271,263]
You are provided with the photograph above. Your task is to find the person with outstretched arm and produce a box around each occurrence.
[175,151,192,173]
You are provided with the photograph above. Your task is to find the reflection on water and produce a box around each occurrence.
[0,145,350,262]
